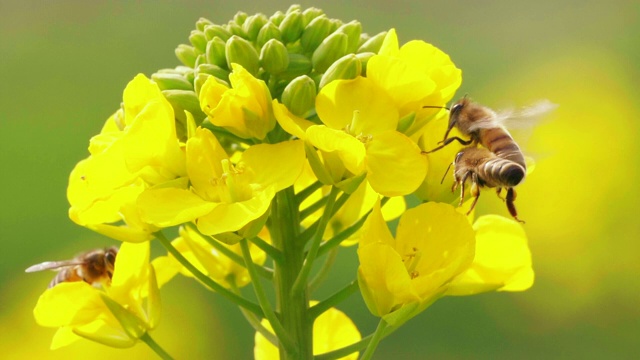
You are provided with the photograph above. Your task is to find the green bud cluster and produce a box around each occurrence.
[153,5,388,128]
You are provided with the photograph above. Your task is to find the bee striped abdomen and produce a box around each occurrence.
[481,128,526,170]
[480,157,525,187]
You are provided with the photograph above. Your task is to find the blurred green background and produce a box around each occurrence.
[1,1,638,359]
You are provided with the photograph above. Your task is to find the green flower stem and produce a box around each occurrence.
[201,121,257,145]
[251,235,284,263]
[154,231,264,317]
[298,189,350,245]
[191,226,273,279]
[270,187,313,360]
[359,319,389,360]
[230,280,280,346]
[314,336,371,360]
[299,195,328,220]
[308,280,359,319]
[291,186,340,296]
[295,181,323,204]
[140,332,174,360]
[308,248,338,293]
[240,238,297,353]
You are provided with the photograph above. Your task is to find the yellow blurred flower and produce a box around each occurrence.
[254,303,361,360]
[137,127,305,235]
[67,74,186,242]
[311,76,427,196]
[33,242,161,349]
[153,226,269,288]
[199,63,275,140]
[357,201,533,321]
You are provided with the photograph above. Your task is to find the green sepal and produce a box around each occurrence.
[189,30,207,53]
[381,291,444,328]
[225,35,260,76]
[282,75,316,117]
[279,9,304,43]
[72,327,136,348]
[300,15,332,52]
[260,39,289,75]
[213,231,244,245]
[242,13,268,41]
[305,140,334,185]
[238,206,270,239]
[162,90,207,125]
[256,22,282,48]
[336,21,362,53]
[151,73,193,91]
[100,293,147,339]
[312,32,348,73]
[206,37,227,68]
[175,44,197,68]
[397,112,416,133]
[318,54,362,89]
[357,31,387,54]
[335,171,367,194]
[204,24,232,42]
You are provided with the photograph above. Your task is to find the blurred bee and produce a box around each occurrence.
[25,247,118,288]
[447,147,525,222]
[423,97,556,171]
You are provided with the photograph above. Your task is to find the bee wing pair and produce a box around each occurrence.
[25,260,86,273]
[467,99,558,132]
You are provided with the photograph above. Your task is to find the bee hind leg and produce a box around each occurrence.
[506,188,525,223]
[496,187,505,201]
[466,173,480,215]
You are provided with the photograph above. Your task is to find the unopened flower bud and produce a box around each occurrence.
[196,63,230,82]
[355,52,374,74]
[287,4,302,13]
[225,35,260,76]
[270,11,285,26]
[260,39,289,75]
[279,10,304,43]
[151,72,193,91]
[204,24,232,42]
[319,54,362,89]
[301,15,332,52]
[206,37,227,68]
[163,90,207,125]
[302,7,324,25]
[312,32,348,73]
[226,22,247,38]
[357,31,387,54]
[256,22,282,48]
[242,13,268,41]
[336,21,362,53]
[194,73,212,95]
[189,30,207,53]
[234,11,248,25]
[175,44,198,68]
[279,53,313,81]
[196,17,213,32]
[282,75,316,117]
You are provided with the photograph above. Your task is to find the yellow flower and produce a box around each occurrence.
[357,201,475,318]
[33,242,161,349]
[254,303,361,360]
[199,63,275,140]
[67,74,186,242]
[358,201,534,323]
[311,76,427,196]
[137,127,305,235]
[154,226,269,288]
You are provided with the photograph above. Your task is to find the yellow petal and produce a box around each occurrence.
[186,127,228,201]
[272,99,314,139]
[33,282,105,327]
[137,188,218,227]
[196,186,275,235]
[316,77,399,134]
[377,28,399,57]
[122,74,165,125]
[365,130,427,196]
[359,200,395,248]
[86,223,153,243]
[242,140,305,191]
[307,125,366,175]
[447,215,534,295]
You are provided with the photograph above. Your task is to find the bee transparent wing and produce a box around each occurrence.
[469,100,558,132]
[25,260,84,273]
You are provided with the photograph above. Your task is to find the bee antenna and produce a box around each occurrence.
[441,162,454,184]
[422,105,450,111]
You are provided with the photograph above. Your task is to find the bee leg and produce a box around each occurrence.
[506,188,525,223]
[466,173,481,215]
[457,172,470,205]
[422,137,474,154]
[496,187,505,201]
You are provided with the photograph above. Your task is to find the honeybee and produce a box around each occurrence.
[25,247,118,288]
[424,97,556,171]
[449,147,525,222]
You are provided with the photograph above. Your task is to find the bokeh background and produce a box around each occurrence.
[1,1,638,359]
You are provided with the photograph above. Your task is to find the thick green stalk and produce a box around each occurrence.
[270,187,313,360]
[140,333,174,360]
